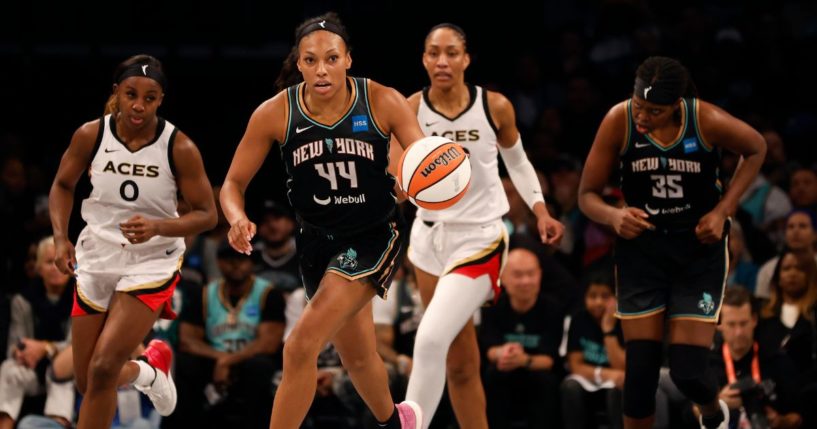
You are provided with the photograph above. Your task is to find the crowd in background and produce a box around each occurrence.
[2,0,817,427]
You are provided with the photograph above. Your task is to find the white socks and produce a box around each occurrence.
[406,273,492,429]
[131,359,157,388]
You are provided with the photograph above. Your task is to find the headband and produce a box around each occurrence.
[634,77,680,105]
[296,19,348,44]
[116,63,167,90]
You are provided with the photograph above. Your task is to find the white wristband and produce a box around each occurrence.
[498,136,545,211]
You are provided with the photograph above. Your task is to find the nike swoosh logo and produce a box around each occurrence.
[424,121,438,127]
[634,142,650,148]
[296,125,314,134]
[313,195,331,206]
[104,148,119,153]
[165,248,176,255]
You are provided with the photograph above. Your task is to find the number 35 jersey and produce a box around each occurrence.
[81,114,183,250]
[620,98,722,231]
[281,77,395,231]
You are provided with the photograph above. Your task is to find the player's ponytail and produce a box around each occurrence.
[275,47,301,93]
[104,94,118,116]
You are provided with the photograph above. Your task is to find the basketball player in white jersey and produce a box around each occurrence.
[404,24,564,429]
[49,55,217,429]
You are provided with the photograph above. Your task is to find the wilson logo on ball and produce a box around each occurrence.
[420,146,464,177]
[398,136,472,210]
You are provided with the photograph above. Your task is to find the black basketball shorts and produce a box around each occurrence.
[296,219,404,300]
[614,228,728,322]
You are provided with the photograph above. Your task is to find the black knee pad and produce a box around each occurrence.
[668,344,717,405]
[623,340,663,419]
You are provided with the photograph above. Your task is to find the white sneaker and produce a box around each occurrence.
[699,399,729,429]
[134,340,177,416]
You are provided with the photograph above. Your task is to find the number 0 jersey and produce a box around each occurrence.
[620,98,722,230]
[80,114,184,251]
[280,77,395,231]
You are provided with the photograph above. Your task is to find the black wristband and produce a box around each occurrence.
[603,330,617,337]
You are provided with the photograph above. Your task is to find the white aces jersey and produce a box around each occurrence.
[416,85,509,223]
[80,114,185,251]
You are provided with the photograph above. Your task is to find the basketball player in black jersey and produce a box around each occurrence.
[579,57,766,429]
[220,13,425,429]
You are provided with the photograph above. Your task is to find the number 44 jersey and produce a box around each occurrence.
[281,77,395,231]
[81,114,183,250]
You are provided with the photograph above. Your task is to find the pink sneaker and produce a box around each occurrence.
[396,401,422,429]
[134,339,177,416]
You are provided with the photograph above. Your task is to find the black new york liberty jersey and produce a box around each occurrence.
[620,98,722,230]
[281,77,394,231]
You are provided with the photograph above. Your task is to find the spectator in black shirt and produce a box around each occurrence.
[480,248,564,428]
[756,249,817,377]
[561,272,625,429]
[709,287,802,428]
[252,200,300,294]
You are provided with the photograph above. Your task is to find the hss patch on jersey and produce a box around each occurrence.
[620,98,721,230]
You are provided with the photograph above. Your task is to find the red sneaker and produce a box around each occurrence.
[142,339,172,373]
[134,339,177,416]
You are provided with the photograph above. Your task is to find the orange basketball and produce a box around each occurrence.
[397,136,471,210]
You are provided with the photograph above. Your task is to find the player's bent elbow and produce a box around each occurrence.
[204,210,218,230]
